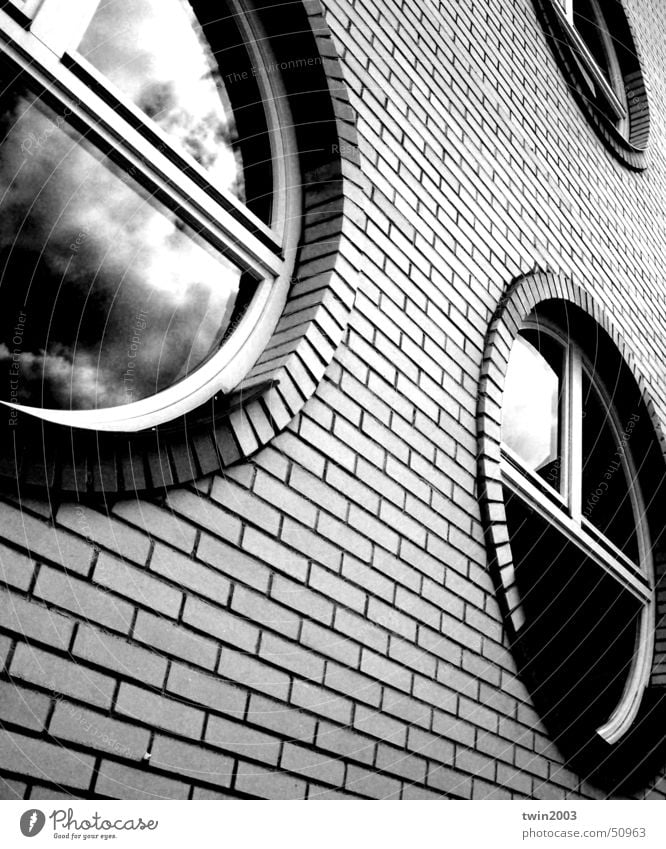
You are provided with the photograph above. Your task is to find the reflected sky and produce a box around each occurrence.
[502,335,560,476]
[0,87,244,411]
[79,0,245,199]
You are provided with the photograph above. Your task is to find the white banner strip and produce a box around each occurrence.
[1,800,666,849]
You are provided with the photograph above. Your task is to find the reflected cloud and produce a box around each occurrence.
[0,88,243,411]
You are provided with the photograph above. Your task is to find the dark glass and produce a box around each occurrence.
[0,85,253,411]
[581,371,640,563]
[573,0,612,82]
[502,331,564,492]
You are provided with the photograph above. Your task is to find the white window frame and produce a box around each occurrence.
[500,320,654,746]
[549,0,628,126]
[0,0,301,432]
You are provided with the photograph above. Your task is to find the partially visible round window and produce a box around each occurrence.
[501,318,654,750]
[0,0,299,431]
[478,277,666,789]
[535,0,650,168]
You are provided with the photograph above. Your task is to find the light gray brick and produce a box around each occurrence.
[206,715,282,765]
[57,504,151,565]
[0,589,73,651]
[115,683,204,738]
[218,648,291,701]
[133,611,218,669]
[0,730,94,790]
[183,596,259,652]
[151,544,231,606]
[10,644,115,709]
[0,680,50,730]
[151,736,234,787]
[93,552,182,618]
[49,701,150,760]
[235,761,307,799]
[95,760,190,800]
[73,624,168,688]
[167,662,246,717]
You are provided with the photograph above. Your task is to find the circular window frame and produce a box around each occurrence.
[0,0,301,432]
[533,0,651,169]
[0,0,365,495]
[477,270,666,783]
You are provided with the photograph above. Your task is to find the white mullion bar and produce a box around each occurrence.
[6,0,45,19]
[0,22,281,279]
[501,463,651,605]
[66,50,281,252]
[568,344,583,522]
[30,0,100,57]
[550,0,627,121]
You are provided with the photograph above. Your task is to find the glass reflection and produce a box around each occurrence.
[502,332,563,489]
[79,0,245,200]
[581,372,640,562]
[0,85,251,411]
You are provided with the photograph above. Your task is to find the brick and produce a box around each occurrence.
[243,527,308,582]
[206,715,282,764]
[300,619,360,666]
[334,607,388,653]
[95,760,190,800]
[232,587,301,639]
[73,624,167,688]
[235,761,307,799]
[0,729,95,790]
[0,543,34,591]
[253,471,317,526]
[57,504,151,565]
[0,633,11,668]
[167,662,246,717]
[277,573,336,622]
[113,498,197,552]
[211,477,281,535]
[367,597,416,641]
[324,663,381,707]
[376,742,428,783]
[151,736,234,787]
[273,432,325,478]
[345,764,401,799]
[290,465,347,518]
[310,563,366,612]
[10,644,115,709]
[260,632,325,682]
[151,544,231,606]
[198,534,270,593]
[360,648,411,692]
[0,589,73,650]
[0,776,26,799]
[281,519,342,571]
[218,648,290,701]
[115,683,204,738]
[246,694,317,743]
[49,701,150,760]
[183,597,259,652]
[0,680,50,731]
[0,503,94,576]
[315,721,376,765]
[281,742,345,786]
[34,566,134,634]
[93,552,182,617]
[290,679,353,725]
[318,512,372,562]
[166,489,242,544]
[139,599,215,659]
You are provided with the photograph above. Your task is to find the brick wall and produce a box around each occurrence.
[2,0,666,800]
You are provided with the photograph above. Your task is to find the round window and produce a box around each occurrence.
[535,0,650,167]
[501,319,653,749]
[0,0,299,431]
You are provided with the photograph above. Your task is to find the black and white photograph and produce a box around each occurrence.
[0,0,666,840]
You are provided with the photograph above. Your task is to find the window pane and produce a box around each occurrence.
[502,332,564,490]
[78,0,249,203]
[0,85,254,411]
[573,0,612,82]
[581,372,640,562]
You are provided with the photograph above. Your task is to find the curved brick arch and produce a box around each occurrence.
[476,268,666,646]
[4,0,365,497]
